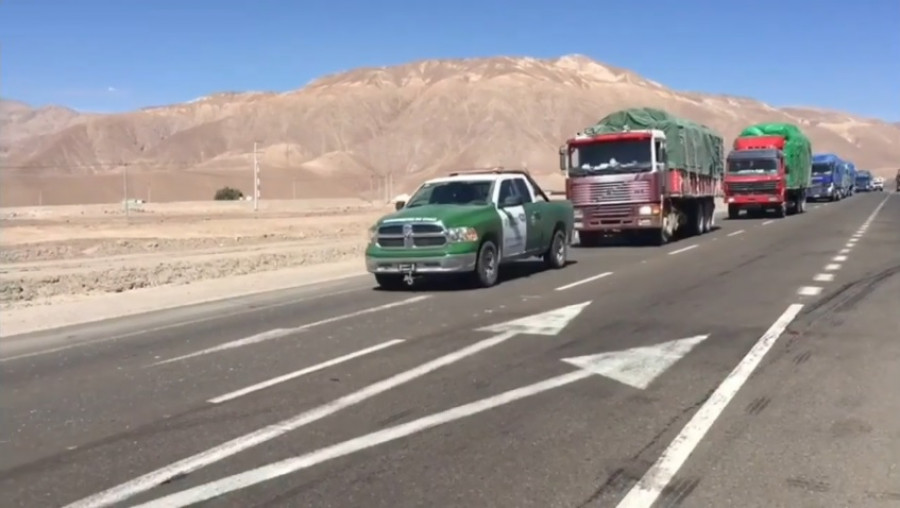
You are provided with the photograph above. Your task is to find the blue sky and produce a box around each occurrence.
[2,0,898,120]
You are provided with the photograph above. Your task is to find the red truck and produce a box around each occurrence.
[559,108,724,246]
[724,123,812,219]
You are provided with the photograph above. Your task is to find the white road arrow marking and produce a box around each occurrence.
[128,334,705,508]
[65,301,591,508]
[562,334,709,389]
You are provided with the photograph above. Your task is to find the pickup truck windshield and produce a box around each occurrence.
[727,158,778,174]
[569,139,653,176]
[811,163,833,175]
[405,180,493,207]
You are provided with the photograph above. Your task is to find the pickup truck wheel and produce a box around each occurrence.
[471,240,500,288]
[374,274,406,290]
[543,229,567,269]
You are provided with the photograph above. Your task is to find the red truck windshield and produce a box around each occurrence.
[569,139,653,176]
[727,158,778,175]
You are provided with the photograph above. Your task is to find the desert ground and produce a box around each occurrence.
[0,198,391,311]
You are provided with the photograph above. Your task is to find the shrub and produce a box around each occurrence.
[214,186,244,201]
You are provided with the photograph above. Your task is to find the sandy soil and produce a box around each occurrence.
[0,199,390,310]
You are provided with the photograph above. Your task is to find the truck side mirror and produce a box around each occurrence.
[558,146,567,173]
[394,201,405,211]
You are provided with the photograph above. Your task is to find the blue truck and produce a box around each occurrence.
[809,153,846,201]
[843,160,857,196]
[855,170,873,192]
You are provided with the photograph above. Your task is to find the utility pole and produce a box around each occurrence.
[253,142,260,211]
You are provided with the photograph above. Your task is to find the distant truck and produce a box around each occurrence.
[365,168,575,289]
[872,176,885,192]
[809,153,845,201]
[724,122,812,218]
[558,107,723,246]
[855,170,873,192]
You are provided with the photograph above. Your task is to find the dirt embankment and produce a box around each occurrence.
[0,199,390,309]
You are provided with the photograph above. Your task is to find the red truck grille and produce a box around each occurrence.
[726,181,779,195]
[583,204,633,219]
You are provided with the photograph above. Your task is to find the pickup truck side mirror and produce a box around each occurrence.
[394,201,405,211]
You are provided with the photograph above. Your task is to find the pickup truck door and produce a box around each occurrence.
[512,177,545,253]
[496,179,527,258]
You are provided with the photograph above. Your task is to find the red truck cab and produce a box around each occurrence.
[724,136,789,218]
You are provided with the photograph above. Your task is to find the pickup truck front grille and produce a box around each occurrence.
[727,181,779,195]
[376,222,447,249]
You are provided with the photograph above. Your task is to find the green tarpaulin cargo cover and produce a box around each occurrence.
[581,107,725,177]
[736,122,812,189]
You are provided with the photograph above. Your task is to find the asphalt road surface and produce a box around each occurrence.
[1,193,897,508]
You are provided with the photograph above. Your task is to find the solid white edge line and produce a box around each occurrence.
[132,370,596,507]
[555,271,613,291]
[616,303,804,508]
[63,329,518,508]
[149,295,430,366]
[208,339,405,404]
[668,244,698,255]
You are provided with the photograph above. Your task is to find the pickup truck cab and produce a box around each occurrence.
[365,169,575,289]
[872,177,884,192]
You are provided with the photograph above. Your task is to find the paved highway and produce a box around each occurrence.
[1,193,897,508]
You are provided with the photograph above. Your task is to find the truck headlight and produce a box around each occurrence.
[368,226,378,244]
[827,183,834,192]
[638,205,653,215]
[446,227,479,243]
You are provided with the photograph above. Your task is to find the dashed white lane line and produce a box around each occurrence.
[615,304,805,508]
[148,295,431,366]
[668,244,698,255]
[833,255,848,262]
[824,263,842,271]
[814,273,835,282]
[727,229,745,237]
[555,271,613,291]
[839,248,851,254]
[761,220,774,226]
[207,339,406,404]
[797,286,823,296]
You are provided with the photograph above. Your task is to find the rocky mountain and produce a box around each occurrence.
[2,55,899,206]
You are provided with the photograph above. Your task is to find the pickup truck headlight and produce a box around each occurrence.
[368,226,378,245]
[446,227,479,243]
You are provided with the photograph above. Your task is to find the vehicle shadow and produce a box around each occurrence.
[572,226,722,248]
[371,259,579,292]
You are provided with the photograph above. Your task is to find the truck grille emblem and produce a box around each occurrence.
[403,224,414,248]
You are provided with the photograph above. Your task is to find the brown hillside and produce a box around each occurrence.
[2,55,899,206]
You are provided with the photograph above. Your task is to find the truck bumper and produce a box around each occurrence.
[725,195,783,207]
[366,253,478,274]
[575,204,662,231]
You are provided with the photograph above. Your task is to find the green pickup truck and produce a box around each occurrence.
[365,169,576,289]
